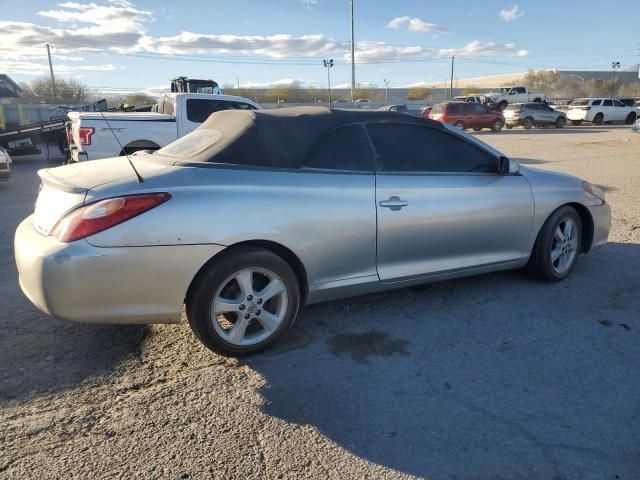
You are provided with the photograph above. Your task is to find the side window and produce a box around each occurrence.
[186,99,232,123]
[474,104,486,113]
[527,104,539,110]
[448,103,461,114]
[591,100,601,106]
[461,103,475,114]
[516,87,526,94]
[366,124,497,174]
[509,89,517,95]
[613,100,624,107]
[303,124,374,172]
[603,100,613,107]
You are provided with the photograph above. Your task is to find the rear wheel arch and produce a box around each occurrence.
[186,240,309,306]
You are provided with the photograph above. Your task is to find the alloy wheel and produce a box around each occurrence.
[210,267,288,347]
[550,218,579,275]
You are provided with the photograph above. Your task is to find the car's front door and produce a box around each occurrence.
[367,123,534,281]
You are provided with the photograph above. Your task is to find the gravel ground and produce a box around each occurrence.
[1,125,639,480]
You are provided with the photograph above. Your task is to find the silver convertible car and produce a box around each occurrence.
[15,107,610,355]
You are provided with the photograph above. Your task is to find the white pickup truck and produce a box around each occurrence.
[482,86,546,111]
[68,93,261,162]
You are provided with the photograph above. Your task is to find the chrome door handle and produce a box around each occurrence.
[379,196,409,210]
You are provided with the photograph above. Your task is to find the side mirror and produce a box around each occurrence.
[498,156,519,175]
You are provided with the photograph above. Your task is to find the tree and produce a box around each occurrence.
[23,77,91,104]
[124,93,156,107]
[407,87,431,101]
[619,82,640,97]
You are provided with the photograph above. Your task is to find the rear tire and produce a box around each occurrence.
[454,120,465,130]
[555,116,566,128]
[571,120,582,126]
[593,113,604,125]
[625,113,637,125]
[186,247,301,355]
[523,117,534,129]
[498,101,508,111]
[526,206,582,282]
[506,124,513,129]
[491,119,503,132]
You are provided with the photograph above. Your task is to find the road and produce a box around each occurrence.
[1,125,639,479]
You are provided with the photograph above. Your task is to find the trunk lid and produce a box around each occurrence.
[33,155,166,235]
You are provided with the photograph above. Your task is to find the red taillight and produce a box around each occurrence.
[581,106,591,111]
[78,127,95,145]
[50,193,171,242]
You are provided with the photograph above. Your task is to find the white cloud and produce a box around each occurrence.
[437,40,528,58]
[299,0,319,7]
[137,32,348,58]
[499,5,525,21]
[387,16,449,34]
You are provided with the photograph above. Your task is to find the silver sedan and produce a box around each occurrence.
[15,107,611,355]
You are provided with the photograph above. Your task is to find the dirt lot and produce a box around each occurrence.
[1,125,639,480]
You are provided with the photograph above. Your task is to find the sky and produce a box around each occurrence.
[1,0,638,95]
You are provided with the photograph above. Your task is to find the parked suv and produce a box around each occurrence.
[428,102,504,132]
[503,103,567,129]
[566,98,637,126]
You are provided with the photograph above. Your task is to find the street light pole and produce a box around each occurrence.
[350,0,355,103]
[449,55,455,101]
[46,42,57,101]
[323,59,334,105]
[384,78,390,102]
[611,61,620,98]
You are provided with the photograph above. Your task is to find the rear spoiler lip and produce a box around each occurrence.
[37,169,88,194]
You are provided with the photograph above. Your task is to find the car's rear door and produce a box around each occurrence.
[601,99,614,121]
[369,123,534,281]
[612,100,628,121]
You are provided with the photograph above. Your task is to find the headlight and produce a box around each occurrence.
[583,181,605,204]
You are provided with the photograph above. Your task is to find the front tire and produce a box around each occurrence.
[526,206,582,282]
[454,120,465,130]
[491,119,503,132]
[523,117,534,129]
[555,116,566,128]
[187,247,301,355]
[625,113,637,125]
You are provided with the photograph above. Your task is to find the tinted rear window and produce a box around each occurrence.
[447,103,461,114]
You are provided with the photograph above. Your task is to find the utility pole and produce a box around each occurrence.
[350,0,355,103]
[384,78,390,102]
[235,75,240,89]
[611,61,620,98]
[323,59,334,105]
[449,55,455,102]
[46,43,57,101]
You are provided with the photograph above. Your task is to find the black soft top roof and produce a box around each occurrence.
[175,106,443,168]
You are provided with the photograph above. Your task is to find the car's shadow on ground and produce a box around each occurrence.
[250,242,640,479]
[0,161,150,402]
[476,126,612,135]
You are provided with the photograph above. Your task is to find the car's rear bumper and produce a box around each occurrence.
[15,215,226,324]
[567,111,589,121]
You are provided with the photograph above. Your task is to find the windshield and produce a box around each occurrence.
[157,129,222,157]
[570,99,590,106]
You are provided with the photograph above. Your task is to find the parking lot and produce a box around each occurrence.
[1,125,639,479]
